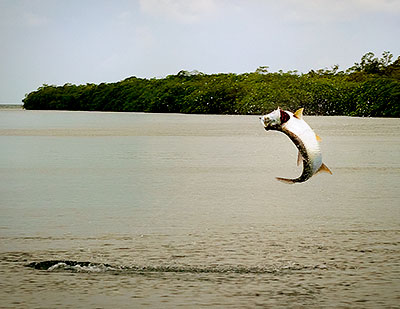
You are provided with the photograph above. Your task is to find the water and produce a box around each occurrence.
[1,110,399,308]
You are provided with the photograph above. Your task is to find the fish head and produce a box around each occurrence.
[260,108,290,130]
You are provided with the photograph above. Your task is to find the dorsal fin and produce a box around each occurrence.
[316,163,332,175]
[316,134,322,142]
[293,108,304,119]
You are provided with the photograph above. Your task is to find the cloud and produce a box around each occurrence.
[352,0,400,12]
[138,0,400,25]
[139,0,219,23]
[0,3,49,28]
[281,0,400,23]
[23,11,50,27]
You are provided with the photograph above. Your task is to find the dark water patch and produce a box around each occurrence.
[26,260,329,275]
[334,166,400,173]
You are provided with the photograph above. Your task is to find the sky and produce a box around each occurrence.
[1,0,399,103]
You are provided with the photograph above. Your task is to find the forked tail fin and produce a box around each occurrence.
[275,177,296,184]
[316,163,332,175]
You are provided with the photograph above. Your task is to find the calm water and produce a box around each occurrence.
[1,110,399,308]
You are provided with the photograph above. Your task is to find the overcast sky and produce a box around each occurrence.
[1,0,399,103]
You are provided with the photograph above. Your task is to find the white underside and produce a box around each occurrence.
[283,113,322,175]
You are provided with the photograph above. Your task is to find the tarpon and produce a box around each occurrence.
[260,107,332,184]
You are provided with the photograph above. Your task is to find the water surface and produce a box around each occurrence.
[1,110,399,308]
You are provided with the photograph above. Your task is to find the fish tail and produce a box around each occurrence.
[275,177,296,184]
[316,163,332,175]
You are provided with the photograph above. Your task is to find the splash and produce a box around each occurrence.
[26,260,115,272]
[26,260,328,274]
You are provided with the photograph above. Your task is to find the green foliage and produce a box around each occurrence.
[23,52,400,117]
[351,78,400,117]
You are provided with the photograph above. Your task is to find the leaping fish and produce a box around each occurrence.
[260,107,332,184]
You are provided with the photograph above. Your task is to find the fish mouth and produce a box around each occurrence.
[261,119,273,130]
[260,116,276,130]
[260,116,269,129]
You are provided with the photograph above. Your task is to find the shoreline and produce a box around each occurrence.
[4,107,400,119]
[0,104,23,110]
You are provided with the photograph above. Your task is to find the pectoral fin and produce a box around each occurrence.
[297,151,303,166]
[316,163,332,175]
[316,134,322,142]
[293,108,304,119]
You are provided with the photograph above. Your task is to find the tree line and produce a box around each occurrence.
[23,52,400,117]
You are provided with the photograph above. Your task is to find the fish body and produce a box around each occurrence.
[260,108,332,184]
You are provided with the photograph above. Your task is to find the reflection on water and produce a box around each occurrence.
[1,110,399,308]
